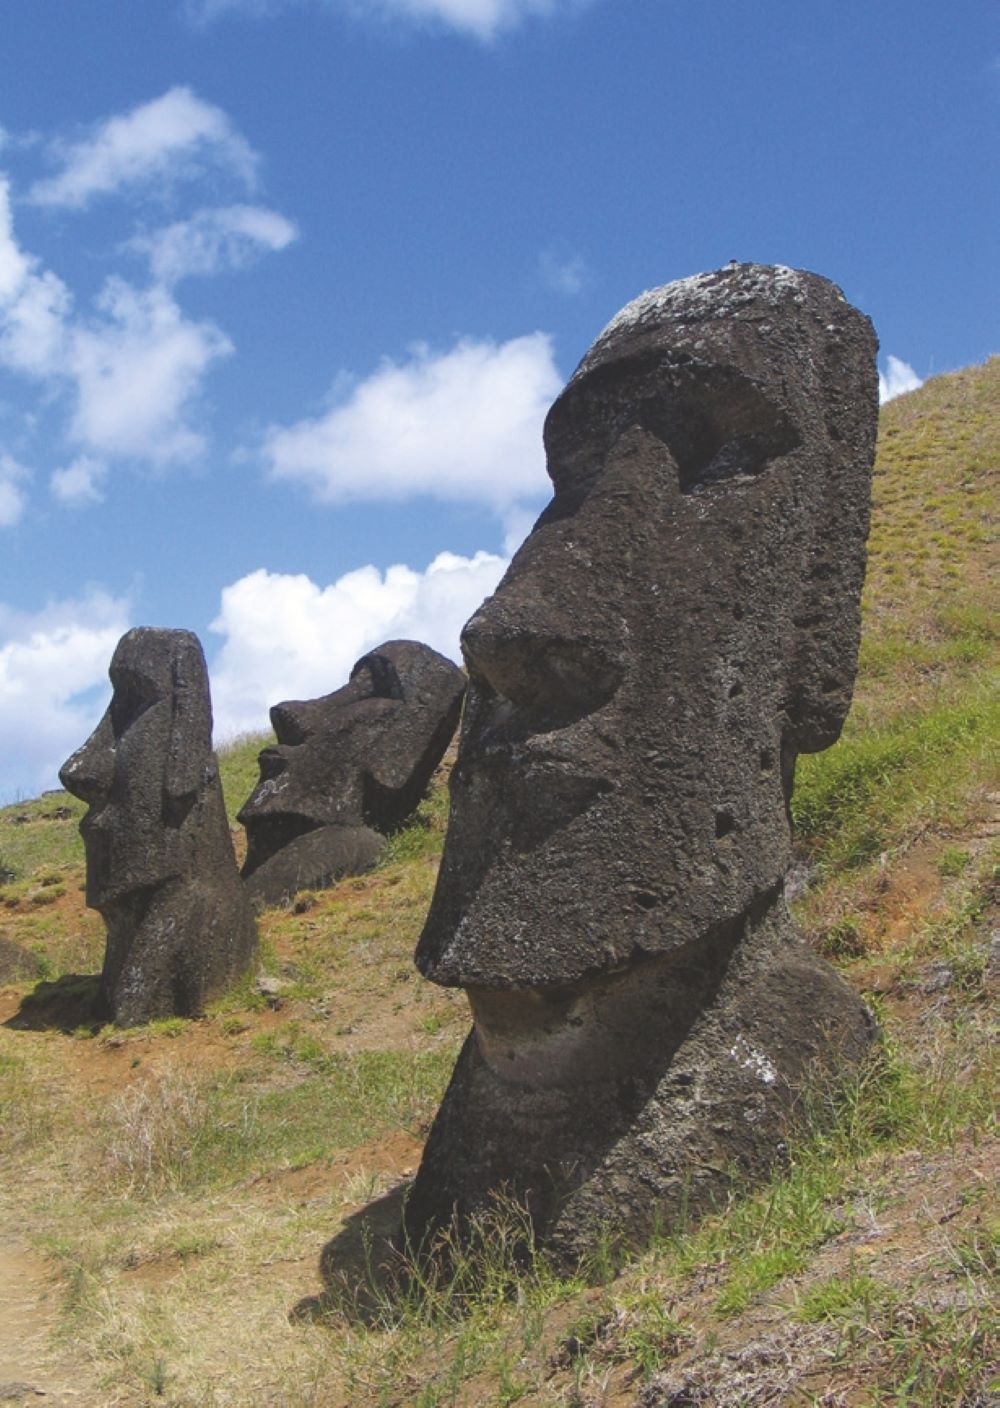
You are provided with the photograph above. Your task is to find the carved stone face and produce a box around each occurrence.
[416,264,879,994]
[238,640,467,880]
[238,657,397,872]
[60,629,212,911]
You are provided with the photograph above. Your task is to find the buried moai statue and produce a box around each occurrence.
[404,264,880,1267]
[60,628,257,1026]
[238,641,466,909]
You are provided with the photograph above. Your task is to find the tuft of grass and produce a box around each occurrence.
[101,1047,455,1196]
[857,1301,996,1405]
[0,1049,55,1152]
[324,1193,583,1407]
[792,1267,887,1323]
[380,780,452,868]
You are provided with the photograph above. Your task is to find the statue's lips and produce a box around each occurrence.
[79,809,111,879]
[240,746,316,818]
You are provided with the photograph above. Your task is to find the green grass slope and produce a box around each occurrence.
[0,361,996,1407]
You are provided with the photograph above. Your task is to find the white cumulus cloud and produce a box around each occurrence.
[67,278,232,463]
[50,456,108,507]
[127,204,298,285]
[0,454,30,527]
[209,549,507,738]
[0,589,131,801]
[263,333,561,521]
[28,87,259,209]
[879,355,923,404]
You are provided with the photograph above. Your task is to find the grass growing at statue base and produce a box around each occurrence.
[287,1004,997,1406]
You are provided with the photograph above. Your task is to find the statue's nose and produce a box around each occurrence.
[461,599,623,729]
[270,700,315,745]
[59,712,115,806]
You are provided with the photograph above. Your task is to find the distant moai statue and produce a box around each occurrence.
[60,628,257,1025]
[405,263,880,1267]
[238,640,466,909]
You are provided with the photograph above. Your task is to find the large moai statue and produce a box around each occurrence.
[60,628,257,1025]
[405,263,879,1267]
[239,641,466,909]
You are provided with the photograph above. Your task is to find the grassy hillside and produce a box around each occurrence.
[0,361,996,1407]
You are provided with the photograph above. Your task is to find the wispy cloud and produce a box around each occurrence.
[262,333,560,523]
[28,88,259,209]
[50,456,108,507]
[0,176,71,377]
[539,249,588,296]
[0,196,233,467]
[126,204,298,286]
[0,454,30,527]
[209,550,507,737]
[0,92,295,486]
[186,0,582,43]
[879,354,923,404]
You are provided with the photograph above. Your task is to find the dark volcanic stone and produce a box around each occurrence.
[239,640,465,908]
[242,825,385,911]
[405,263,880,1266]
[59,628,257,1026]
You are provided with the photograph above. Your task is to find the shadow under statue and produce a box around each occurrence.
[399,263,880,1270]
[60,628,257,1026]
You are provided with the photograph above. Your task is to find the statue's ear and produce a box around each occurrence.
[164,635,213,802]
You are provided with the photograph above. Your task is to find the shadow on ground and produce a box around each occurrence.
[3,973,101,1032]
[291,1183,413,1327]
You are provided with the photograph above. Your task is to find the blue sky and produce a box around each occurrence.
[1,0,997,801]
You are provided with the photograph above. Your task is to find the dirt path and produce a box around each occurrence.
[0,1243,86,1405]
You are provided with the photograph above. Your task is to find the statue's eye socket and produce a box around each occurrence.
[546,356,801,497]
[108,668,161,740]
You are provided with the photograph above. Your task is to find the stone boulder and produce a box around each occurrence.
[404,263,880,1267]
[239,640,466,909]
[60,628,257,1025]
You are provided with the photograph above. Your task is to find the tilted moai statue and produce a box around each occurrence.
[405,263,879,1267]
[60,628,257,1025]
[239,640,466,909]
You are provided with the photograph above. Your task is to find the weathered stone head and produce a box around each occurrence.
[239,640,466,908]
[60,627,257,1025]
[406,264,879,1266]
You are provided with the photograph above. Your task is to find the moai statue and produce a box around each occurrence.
[60,628,257,1025]
[239,641,466,909]
[405,264,879,1267]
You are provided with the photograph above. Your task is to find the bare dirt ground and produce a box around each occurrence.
[0,1243,84,1405]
